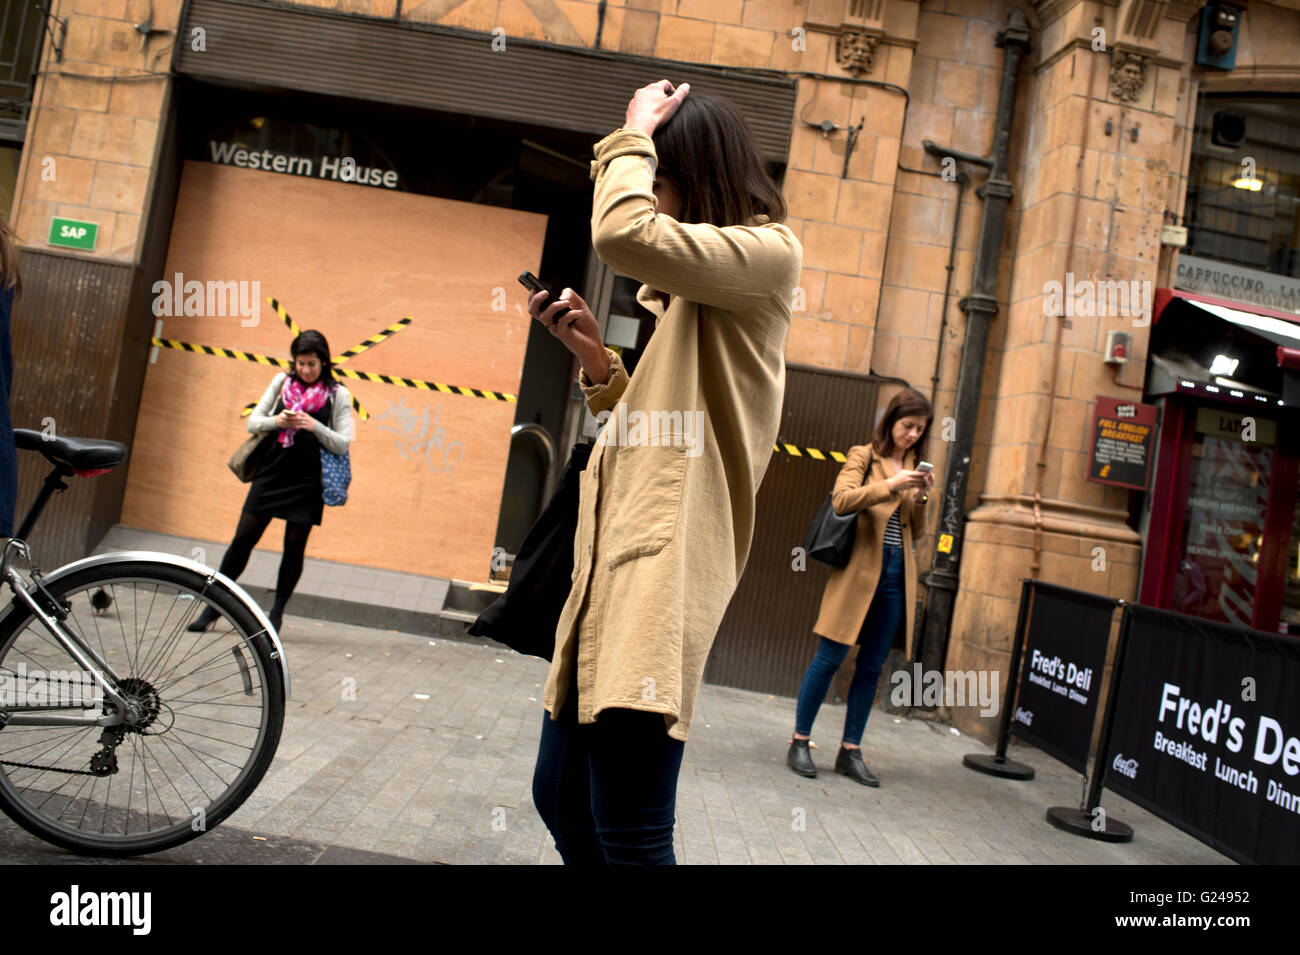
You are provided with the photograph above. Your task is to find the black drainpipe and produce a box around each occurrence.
[595,1,606,49]
[914,8,1031,676]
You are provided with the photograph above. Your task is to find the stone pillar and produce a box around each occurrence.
[945,0,1201,743]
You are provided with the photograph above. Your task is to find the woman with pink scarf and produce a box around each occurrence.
[190,330,353,633]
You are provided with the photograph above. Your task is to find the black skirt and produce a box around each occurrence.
[243,403,331,526]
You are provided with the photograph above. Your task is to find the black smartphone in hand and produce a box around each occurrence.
[518,271,571,325]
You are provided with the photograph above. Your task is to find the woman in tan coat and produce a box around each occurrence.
[525,81,801,864]
[788,388,935,786]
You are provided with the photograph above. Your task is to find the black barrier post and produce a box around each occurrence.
[1045,599,1134,842]
[962,578,1035,780]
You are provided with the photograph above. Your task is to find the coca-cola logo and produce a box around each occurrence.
[1112,753,1139,779]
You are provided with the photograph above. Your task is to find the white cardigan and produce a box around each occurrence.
[246,372,354,456]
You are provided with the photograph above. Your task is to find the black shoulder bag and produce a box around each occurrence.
[801,447,873,569]
[468,440,593,661]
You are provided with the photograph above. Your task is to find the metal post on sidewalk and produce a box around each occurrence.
[1045,599,1134,842]
[963,578,1035,779]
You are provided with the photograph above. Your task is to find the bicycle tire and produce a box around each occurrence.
[0,560,285,856]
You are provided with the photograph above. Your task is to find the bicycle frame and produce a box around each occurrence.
[0,549,292,726]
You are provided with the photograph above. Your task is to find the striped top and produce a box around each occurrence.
[883,505,903,546]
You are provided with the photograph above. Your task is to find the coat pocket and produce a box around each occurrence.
[599,441,688,568]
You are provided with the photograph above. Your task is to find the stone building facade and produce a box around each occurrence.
[6,0,1299,742]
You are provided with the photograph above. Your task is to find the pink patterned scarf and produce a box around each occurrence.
[277,376,332,447]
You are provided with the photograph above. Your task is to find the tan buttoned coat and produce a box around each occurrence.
[541,127,803,742]
[812,444,932,655]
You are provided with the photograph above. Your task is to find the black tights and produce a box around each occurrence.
[218,509,312,617]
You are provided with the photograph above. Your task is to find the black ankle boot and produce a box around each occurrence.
[835,746,880,787]
[187,605,220,632]
[268,605,283,633]
[787,738,817,778]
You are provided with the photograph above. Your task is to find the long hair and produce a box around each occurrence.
[289,330,335,386]
[0,211,20,298]
[651,90,787,228]
[871,387,934,462]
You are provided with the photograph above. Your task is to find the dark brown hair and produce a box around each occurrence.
[871,387,934,462]
[290,330,336,386]
[651,90,787,228]
[0,212,20,298]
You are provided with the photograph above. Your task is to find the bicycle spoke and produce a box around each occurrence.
[138,736,188,827]
[155,658,262,701]
[136,591,204,686]
[0,568,281,852]
[146,630,255,694]
[110,584,137,679]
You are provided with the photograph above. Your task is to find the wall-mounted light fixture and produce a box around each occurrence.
[1209,354,1241,376]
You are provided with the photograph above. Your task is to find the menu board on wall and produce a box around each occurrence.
[1086,397,1157,490]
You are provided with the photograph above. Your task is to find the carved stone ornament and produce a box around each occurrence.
[1109,50,1150,103]
[835,30,880,77]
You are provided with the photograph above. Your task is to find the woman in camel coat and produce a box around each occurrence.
[788,387,935,787]
[526,82,802,864]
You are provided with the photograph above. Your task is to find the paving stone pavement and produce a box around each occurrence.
[0,609,1232,865]
[171,615,1231,866]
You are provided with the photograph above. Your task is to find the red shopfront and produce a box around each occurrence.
[1138,288,1300,634]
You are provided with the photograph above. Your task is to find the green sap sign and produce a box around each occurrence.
[48,217,98,251]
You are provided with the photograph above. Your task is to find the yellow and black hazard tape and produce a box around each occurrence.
[150,336,517,420]
[335,317,412,364]
[330,365,516,402]
[151,336,290,370]
[152,315,829,451]
[148,337,372,420]
[267,298,303,339]
[772,442,848,462]
[265,298,413,367]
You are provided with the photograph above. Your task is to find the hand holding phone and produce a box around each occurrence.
[518,271,571,326]
[915,461,935,492]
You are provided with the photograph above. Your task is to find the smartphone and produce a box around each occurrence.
[518,271,572,325]
[916,461,933,473]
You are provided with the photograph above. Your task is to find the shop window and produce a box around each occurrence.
[1283,475,1300,635]
[0,0,47,145]
[0,143,20,215]
[603,273,657,377]
[1185,95,1300,278]
[1171,408,1275,628]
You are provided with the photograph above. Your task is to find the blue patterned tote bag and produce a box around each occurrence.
[320,394,352,506]
[321,447,351,505]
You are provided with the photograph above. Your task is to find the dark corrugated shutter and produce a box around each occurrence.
[178,0,796,163]
[10,250,136,569]
[704,365,894,697]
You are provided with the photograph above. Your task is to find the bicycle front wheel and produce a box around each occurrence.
[0,560,285,856]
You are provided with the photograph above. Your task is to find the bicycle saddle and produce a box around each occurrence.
[13,428,127,471]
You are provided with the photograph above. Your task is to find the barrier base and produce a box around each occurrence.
[1045,806,1133,842]
[963,753,1035,780]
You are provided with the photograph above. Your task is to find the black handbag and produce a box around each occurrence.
[228,388,285,483]
[467,440,593,661]
[802,447,872,568]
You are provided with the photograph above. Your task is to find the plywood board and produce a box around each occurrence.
[121,160,545,581]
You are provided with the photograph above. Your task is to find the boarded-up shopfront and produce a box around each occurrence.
[120,160,545,580]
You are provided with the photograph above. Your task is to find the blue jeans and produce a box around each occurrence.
[794,544,905,746]
[532,664,685,865]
